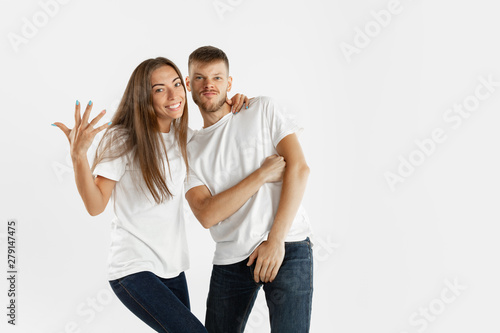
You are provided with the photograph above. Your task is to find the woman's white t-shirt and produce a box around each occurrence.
[93,126,189,281]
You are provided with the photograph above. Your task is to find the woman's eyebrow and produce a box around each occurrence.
[152,77,180,88]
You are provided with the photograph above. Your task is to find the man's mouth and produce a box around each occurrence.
[202,91,217,97]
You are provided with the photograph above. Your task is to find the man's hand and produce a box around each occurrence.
[247,239,285,283]
[259,155,286,183]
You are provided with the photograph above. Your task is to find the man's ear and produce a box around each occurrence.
[185,76,191,92]
[227,76,233,92]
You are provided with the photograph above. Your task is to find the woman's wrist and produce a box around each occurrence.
[71,152,88,164]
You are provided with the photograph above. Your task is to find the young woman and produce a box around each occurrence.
[53,57,286,332]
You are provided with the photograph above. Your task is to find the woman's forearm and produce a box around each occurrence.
[72,154,108,216]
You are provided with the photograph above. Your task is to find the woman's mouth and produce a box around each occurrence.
[166,102,182,110]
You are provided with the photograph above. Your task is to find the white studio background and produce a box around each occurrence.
[0,0,499,332]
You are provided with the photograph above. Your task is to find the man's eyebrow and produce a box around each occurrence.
[152,77,180,88]
[192,73,223,76]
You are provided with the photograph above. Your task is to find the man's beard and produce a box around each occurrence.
[193,91,227,113]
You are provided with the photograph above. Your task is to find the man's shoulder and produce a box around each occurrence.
[187,127,196,143]
[251,95,275,107]
[187,128,201,146]
[247,96,285,117]
[236,96,277,120]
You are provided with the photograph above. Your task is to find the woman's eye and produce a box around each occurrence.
[155,88,164,93]
[175,82,181,87]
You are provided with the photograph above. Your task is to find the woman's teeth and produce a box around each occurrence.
[168,103,181,109]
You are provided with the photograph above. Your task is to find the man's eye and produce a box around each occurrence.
[196,76,203,80]
[215,77,221,80]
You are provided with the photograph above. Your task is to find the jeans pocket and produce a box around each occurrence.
[284,238,312,261]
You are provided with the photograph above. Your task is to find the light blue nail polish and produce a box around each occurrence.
[108,122,112,125]
[76,100,79,106]
[51,123,57,127]
[246,105,249,109]
[88,100,92,106]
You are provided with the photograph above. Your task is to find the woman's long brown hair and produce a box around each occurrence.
[91,57,189,204]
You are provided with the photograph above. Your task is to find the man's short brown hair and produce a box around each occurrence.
[188,46,229,73]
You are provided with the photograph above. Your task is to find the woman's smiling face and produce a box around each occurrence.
[151,65,186,130]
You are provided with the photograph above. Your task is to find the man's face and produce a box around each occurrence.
[186,60,232,113]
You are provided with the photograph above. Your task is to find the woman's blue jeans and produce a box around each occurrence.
[109,271,207,333]
[205,238,314,333]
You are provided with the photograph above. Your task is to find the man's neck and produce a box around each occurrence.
[202,103,231,128]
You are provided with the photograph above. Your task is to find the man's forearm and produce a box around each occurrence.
[191,169,267,228]
[247,160,310,284]
[268,162,310,243]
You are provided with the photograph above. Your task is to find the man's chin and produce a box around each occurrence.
[201,100,225,113]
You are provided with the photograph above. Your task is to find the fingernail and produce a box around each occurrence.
[88,100,92,106]
[246,105,249,109]
[51,123,57,127]
[76,100,79,106]
[107,121,112,125]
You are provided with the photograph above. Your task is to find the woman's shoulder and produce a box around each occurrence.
[96,125,133,159]
[102,125,131,145]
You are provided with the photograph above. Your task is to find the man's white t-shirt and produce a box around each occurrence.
[185,96,312,265]
[93,125,190,280]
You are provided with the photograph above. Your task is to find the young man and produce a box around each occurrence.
[185,46,313,333]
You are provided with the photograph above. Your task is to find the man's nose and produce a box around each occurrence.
[204,78,214,88]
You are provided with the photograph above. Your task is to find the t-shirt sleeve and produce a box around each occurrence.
[187,127,196,143]
[261,97,303,147]
[93,155,127,181]
[184,168,206,194]
[92,132,128,182]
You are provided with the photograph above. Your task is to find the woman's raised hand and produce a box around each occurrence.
[52,100,111,159]
[226,94,252,114]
